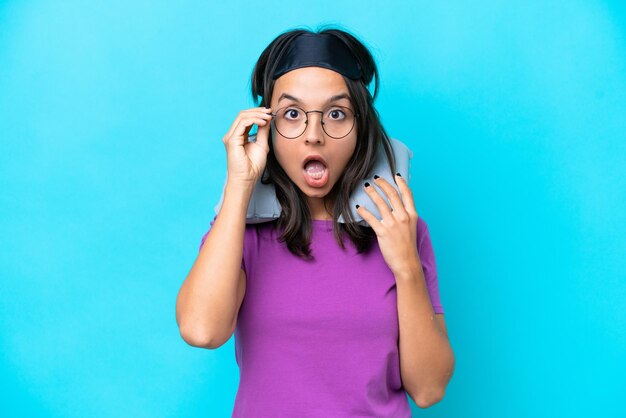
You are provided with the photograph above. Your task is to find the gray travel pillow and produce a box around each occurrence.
[213,136,413,226]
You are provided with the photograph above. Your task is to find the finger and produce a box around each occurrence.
[393,173,419,220]
[224,110,272,140]
[236,117,270,138]
[224,116,268,145]
[223,109,273,142]
[225,116,272,147]
[355,203,382,234]
[254,117,272,151]
[363,181,394,221]
[372,176,408,219]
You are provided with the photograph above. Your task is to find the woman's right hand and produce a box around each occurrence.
[221,106,273,185]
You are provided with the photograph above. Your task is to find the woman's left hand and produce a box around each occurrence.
[356,174,421,277]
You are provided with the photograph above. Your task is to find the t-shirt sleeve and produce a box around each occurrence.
[417,217,444,314]
[198,214,246,273]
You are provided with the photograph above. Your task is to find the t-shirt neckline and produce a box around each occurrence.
[311,219,334,229]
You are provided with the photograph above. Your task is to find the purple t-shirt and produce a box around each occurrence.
[199,215,444,417]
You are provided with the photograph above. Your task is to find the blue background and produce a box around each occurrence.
[1,1,625,417]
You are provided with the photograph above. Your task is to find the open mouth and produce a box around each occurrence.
[302,156,329,187]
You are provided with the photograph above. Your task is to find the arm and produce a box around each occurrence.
[353,174,455,407]
[175,180,254,348]
[395,258,455,408]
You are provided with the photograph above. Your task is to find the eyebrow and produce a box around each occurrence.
[277,92,351,106]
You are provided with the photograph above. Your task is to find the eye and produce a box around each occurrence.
[327,107,346,120]
[282,108,302,120]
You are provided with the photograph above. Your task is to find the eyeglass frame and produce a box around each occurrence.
[269,105,360,139]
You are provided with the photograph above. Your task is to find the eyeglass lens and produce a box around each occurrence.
[272,106,356,139]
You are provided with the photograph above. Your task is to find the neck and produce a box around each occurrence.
[307,196,334,221]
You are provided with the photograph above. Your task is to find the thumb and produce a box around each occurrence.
[255,121,270,151]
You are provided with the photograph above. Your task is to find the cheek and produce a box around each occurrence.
[339,140,358,169]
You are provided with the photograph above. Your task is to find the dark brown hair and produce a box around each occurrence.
[250,25,397,260]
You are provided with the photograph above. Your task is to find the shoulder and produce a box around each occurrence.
[247,219,279,235]
[417,216,430,241]
[415,216,438,259]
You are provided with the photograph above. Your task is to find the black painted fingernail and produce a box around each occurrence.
[396,172,402,177]
[373,174,380,179]
[364,182,370,187]
[355,204,360,209]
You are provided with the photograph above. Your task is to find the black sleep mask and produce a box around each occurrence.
[272,32,362,80]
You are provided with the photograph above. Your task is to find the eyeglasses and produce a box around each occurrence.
[270,105,359,139]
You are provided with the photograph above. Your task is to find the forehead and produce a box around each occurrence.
[272,67,349,104]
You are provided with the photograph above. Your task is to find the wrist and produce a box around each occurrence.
[393,256,424,282]
[225,178,257,195]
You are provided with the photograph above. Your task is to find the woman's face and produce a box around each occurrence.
[270,66,358,218]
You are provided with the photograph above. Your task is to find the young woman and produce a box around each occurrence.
[176,27,455,417]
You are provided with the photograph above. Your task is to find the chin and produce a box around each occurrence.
[299,184,331,197]
[293,176,334,198]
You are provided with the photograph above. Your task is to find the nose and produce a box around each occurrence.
[303,111,325,144]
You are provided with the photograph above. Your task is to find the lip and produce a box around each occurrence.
[302,154,328,168]
[302,154,330,188]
